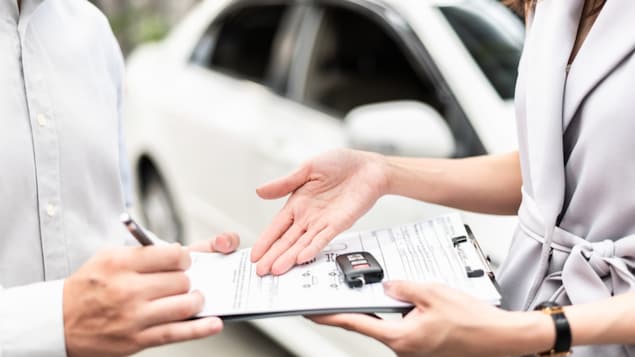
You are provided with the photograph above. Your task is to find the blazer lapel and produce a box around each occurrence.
[563,0,635,129]
[524,0,583,224]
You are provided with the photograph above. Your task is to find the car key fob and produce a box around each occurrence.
[336,252,384,288]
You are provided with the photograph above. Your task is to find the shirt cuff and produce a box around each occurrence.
[0,280,67,357]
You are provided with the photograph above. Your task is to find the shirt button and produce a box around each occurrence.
[46,203,57,217]
[36,113,48,127]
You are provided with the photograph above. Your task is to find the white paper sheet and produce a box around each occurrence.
[187,214,501,318]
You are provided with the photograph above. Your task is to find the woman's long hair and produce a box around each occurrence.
[504,0,528,16]
[504,0,606,18]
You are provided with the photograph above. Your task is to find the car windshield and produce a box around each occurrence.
[438,1,524,100]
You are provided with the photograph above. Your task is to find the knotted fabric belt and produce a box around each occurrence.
[518,193,635,304]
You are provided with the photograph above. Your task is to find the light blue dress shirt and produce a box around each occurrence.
[0,0,133,355]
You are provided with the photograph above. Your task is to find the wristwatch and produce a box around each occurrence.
[534,301,572,356]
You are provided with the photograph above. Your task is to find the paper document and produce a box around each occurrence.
[187,214,501,320]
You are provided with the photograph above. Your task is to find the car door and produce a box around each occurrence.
[168,2,299,239]
[176,1,348,246]
[243,3,500,355]
[250,0,518,267]
[261,2,478,233]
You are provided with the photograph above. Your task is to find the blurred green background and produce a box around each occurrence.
[89,0,200,56]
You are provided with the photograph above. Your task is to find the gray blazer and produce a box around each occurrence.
[497,0,635,355]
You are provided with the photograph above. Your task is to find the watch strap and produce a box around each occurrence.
[534,301,572,356]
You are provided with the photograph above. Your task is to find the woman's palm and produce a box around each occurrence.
[251,149,386,275]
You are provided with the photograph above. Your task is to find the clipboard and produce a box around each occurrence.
[220,226,502,321]
[187,214,503,320]
[455,225,502,297]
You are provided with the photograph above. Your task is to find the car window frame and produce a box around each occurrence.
[189,0,303,94]
[437,1,524,100]
[285,0,486,157]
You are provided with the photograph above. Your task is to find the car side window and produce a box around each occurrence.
[302,6,444,118]
[193,5,289,84]
[439,3,524,99]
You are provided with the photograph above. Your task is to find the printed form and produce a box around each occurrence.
[187,214,501,319]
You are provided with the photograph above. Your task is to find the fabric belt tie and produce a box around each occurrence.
[518,193,635,305]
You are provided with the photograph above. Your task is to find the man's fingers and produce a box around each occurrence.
[250,210,293,263]
[308,313,395,345]
[140,291,205,327]
[137,272,191,300]
[271,226,324,275]
[136,316,223,349]
[256,223,305,276]
[214,232,240,253]
[297,226,337,263]
[256,164,310,200]
[124,244,191,273]
[189,232,240,254]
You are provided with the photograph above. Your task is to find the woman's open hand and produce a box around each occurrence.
[251,149,388,276]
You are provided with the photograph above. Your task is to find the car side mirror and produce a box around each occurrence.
[344,101,456,157]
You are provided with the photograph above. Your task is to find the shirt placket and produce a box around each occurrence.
[19,23,69,280]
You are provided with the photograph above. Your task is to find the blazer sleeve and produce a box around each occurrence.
[0,280,67,357]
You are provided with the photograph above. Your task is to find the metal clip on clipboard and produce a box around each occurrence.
[451,225,498,288]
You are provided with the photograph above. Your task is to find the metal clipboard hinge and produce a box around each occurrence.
[452,225,501,293]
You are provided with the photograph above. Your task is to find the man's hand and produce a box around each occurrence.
[63,232,240,357]
[188,232,240,254]
[251,149,388,276]
[309,281,553,357]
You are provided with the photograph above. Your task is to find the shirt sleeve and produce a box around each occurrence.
[0,280,67,357]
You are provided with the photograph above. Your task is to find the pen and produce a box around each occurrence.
[120,213,154,246]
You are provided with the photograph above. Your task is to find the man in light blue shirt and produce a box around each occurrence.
[0,1,239,356]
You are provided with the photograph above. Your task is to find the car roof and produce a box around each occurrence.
[223,0,438,11]
[220,0,481,18]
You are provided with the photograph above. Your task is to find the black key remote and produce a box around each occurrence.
[336,252,384,288]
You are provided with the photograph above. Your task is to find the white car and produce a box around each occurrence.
[125,0,524,355]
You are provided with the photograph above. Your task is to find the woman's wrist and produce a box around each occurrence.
[360,150,392,197]
[382,155,449,203]
[500,311,555,356]
[563,296,627,346]
[381,155,402,197]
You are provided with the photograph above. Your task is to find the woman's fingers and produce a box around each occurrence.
[383,281,447,307]
[256,223,306,276]
[297,226,337,264]
[308,313,396,345]
[254,149,385,278]
[251,209,293,262]
[256,164,310,200]
[136,316,223,349]
[271,226,325,275]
